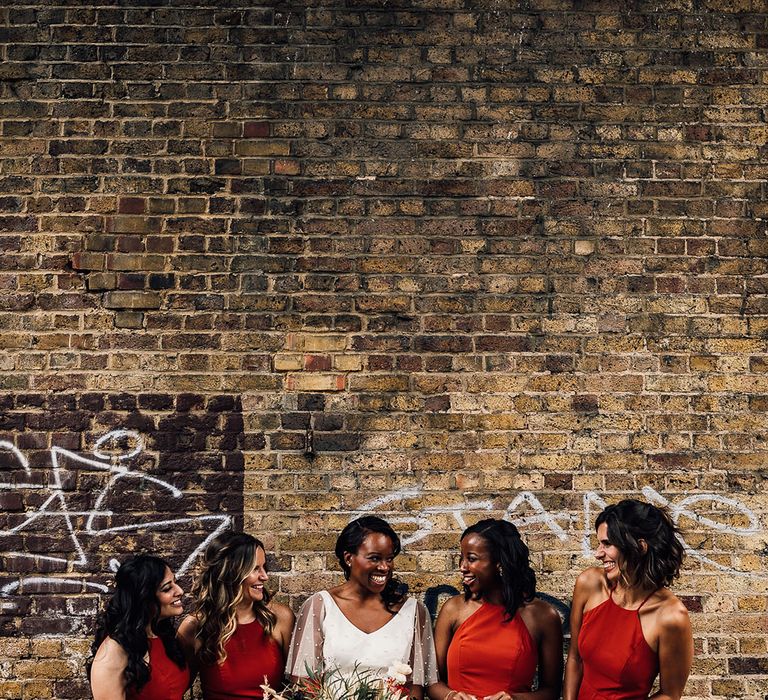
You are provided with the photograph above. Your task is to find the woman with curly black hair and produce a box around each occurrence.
[178,531,294,699]
[564,500,693,700]
[428,519,563,700]
[89,554,189,700]
[287,516,438,698]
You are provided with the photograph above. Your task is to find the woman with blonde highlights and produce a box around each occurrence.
[179,532,294,699]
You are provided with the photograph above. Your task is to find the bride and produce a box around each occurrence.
[287,516,438,698]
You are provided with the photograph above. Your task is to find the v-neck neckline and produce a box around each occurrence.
[322,590,410,636]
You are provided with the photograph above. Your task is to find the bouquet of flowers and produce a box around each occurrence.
[262,663,412,700]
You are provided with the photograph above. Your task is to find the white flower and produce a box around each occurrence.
[385,663,412,685]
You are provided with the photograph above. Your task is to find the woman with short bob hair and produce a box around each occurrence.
[287,516,438,698]
[428,519,563,700]
[178,531,295,699]
[564,499,693,700]
[89,554,189,700]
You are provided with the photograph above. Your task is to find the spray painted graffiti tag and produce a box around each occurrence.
[0,430,232,612]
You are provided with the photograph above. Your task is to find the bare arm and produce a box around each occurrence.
[427,597,475,700]
[271,602,297,661]
[90,638,128,700]
[563,572,596,700]
[177,614,199,657]
[176,614,200,682]
[649,602,693,700]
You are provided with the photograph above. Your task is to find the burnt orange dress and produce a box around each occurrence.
[447,603,537,697]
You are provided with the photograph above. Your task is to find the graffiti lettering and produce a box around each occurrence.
[0,431,231,610]
[355,486,765,579]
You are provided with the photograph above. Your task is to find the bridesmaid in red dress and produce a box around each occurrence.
[564,500,693,700]
[428,519,563,700]
[178,532,295,699]
[90,555,190,700]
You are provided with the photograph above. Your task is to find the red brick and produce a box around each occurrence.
[243,121,270,137]
[117,197,146,214]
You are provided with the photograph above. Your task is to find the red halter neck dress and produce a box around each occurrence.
[199,618,284,699]
[126,637,190,700]
[577,590,659,700]
[447,602,538,697]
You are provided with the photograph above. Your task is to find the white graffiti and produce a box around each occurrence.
[640,486,762,576]
[357,488,571,545]
[355,486,766,578]
[0,430,232,610]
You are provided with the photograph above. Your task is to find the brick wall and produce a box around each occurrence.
[1,1,767,698]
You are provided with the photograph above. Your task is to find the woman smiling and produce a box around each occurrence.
[287,516,438,698]
[428,519,563,700]
[178,532,294,699]
[563,500,693,700]
[89,555,189,700]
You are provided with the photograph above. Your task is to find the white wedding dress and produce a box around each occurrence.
[287,590,438,686]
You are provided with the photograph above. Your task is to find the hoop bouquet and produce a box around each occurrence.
[262,663,412,700]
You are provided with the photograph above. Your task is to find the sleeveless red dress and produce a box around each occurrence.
[447,603,538,697]
[127,637,190,700]
[199,619,285,699]
[577,591,659,700]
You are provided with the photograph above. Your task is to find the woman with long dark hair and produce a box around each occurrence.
[89,554,189,700]
[177,531,294,699]
[286,516,438,698]
[428,519,563,700]
[564,499,692,700]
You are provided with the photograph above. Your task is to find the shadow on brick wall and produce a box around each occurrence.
[0,392,244,639]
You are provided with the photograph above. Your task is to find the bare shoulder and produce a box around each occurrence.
[90,636,129,697]
[93,636,128,667]
[575,566,605,592]
[270,600,296,625]
[525,597,562,625]
[519,598,563,642]
[434,593,466,626]
[657,592,690,630]
[438,593,465,616]
[177,613,200,633]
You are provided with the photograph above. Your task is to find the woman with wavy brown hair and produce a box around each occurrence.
[178,532,294,699]
[564,499,693,700]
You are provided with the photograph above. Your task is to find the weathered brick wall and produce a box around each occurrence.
[1,1,767,698]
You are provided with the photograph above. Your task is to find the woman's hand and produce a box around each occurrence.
[445,690,477,700]
[483,692,514,700]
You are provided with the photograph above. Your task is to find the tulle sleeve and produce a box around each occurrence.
[286,592,327,678]
[409,600,439,687]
